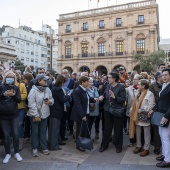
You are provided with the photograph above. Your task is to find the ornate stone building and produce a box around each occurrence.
[57,0,159,76]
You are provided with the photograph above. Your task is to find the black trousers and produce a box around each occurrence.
[101,110,123,149]
[60,108,69,139]
[153,125,161,149]
[24,115,31,138]
[88,116,96,133]
[95,108,105,133]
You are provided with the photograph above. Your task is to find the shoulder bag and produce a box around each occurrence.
[76,121,93,151]
[0,85,17,114]
[109,85,126,117]
[151,112,169,127]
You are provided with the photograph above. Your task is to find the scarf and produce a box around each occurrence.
[129,89,147,139]
[36,86,46,92]
[133,85,138,89]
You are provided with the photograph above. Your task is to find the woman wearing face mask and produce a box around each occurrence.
[0,72,22,164]
[27,74,54,157]
[13,71,27,151]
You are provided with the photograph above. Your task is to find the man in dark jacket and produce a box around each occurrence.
[149,72,163,155]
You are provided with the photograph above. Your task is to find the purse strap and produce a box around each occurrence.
[79,120,91,137]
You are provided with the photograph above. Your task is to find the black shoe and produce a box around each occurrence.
[61,137,68,141]
[49,147,62,151]
[156,155,165,161]
[76,147,85,152]
[154,149,160,155]
[59,142,66,145]
[99,147,105,152]
[116,148,122,153]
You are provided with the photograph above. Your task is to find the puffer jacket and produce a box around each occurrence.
[27,85,54,119]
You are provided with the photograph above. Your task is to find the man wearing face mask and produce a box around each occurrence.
[0,72,22,164]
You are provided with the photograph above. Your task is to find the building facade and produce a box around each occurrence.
[57,0,159,75]
[0,38,16,70]
[159,38,170,63]
[1,26,48,70]
[41,24,54,69]
[52,29,58,71]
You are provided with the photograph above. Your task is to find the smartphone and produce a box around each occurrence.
[44,98,48,101]
[9,85,15,93]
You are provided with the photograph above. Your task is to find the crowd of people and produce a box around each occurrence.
[0,64,170,168]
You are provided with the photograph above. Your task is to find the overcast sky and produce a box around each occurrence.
[0,0,169,38]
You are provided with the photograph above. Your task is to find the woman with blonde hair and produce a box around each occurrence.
[0,72,22,163]
[129,79,155,157]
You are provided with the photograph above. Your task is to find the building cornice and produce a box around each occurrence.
[57,0,157,22]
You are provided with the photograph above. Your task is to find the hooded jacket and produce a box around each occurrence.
[27,85,54,119]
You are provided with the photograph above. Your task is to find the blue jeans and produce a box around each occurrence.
[31,118,48,150]
[18,109,26,138]
[0,117,19,154]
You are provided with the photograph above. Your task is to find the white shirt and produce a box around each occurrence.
[80,85,90,114]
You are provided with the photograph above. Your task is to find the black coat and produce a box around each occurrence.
[50,86,69,120]
[71,86,89,123]
[0,84,21,119]
[157,84,170,120]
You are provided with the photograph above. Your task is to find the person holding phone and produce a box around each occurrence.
[0,71,22,163]
[27,74,54,157]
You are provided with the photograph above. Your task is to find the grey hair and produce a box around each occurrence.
[2,71,17,85]
[89,77,93,82]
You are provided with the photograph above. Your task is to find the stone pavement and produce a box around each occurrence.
[0,126,162,170]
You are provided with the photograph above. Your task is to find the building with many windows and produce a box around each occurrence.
[159,38,170,63]
[57,0,159,75]
[1,26,48,70]
[0,38,16,70]
[52,29,58,71]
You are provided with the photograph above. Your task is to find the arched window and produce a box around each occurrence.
[97,37,106,56]
[65,41,72,58]
[136,34,145,54]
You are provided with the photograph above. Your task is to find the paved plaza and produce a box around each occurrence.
[0,127,161,170]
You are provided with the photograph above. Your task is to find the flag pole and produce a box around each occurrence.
[97,0,99,8]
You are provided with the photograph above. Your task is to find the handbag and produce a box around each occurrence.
[0,97,17,114]
[109,103,125,117]
[76,121,93,151]
[139,111,150,122]
[151,112,169,127]
[89,103,95,112]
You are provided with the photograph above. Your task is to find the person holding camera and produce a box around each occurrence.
[27,74,54,157]
[118,66,128,83]
[0,72,22,163]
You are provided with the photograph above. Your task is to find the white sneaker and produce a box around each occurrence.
[33,149,38,157]
[14,153,23,162]
[3,154,11,164]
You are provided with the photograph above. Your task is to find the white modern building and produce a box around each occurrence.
[52,29,58,71]
[41,24,54,70]
[159,38,170,63]
[0,38,16,70]
[2,26,48,70]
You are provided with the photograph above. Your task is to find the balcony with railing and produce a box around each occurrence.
[59,0,156,20]
[60,50,149,59]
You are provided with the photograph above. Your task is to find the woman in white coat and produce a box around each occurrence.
[130,79,155,157]
[27,74,54,157]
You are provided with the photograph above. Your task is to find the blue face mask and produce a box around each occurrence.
[6,78,14,85]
